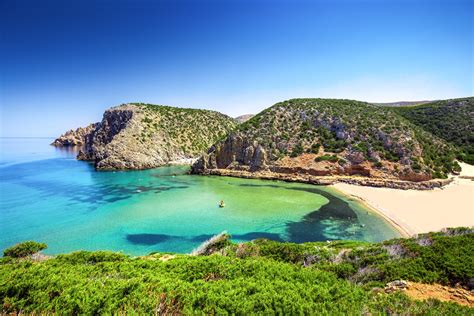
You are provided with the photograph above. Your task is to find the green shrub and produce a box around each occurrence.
[315,154,339,163]
[290,143,304,157]
[373,161,383,168]
[338,158,348,166]
[309,143,321,154]
[0,231,472,314]
[3,241,47,258]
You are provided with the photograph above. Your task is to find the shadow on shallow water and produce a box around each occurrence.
[284,186,361,242]
[126,183,362,247]
[1,158,189,210]
[238,183,362,242]
[126,231,285,246]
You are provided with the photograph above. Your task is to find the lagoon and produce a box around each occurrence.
[0,138,400,255]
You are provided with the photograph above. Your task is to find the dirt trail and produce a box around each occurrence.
[404,282,473,307]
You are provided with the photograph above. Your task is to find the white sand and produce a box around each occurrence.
[333,163,474,236]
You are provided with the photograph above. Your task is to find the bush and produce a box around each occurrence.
[309,143,321,154]
[373,161,383,168]
[3,241,47,258]
[315,154,339,163]
[290,143,304,157]
[0,232,472,314]
[338,158,348,166]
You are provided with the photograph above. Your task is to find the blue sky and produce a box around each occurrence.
[0,0,472,137]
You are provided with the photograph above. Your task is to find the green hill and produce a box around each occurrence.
[391,97,474,164]
[1,229,472,314]
[194,98,460,180]
[76,103,237,170]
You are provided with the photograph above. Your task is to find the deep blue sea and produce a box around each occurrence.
[0,138,400,255]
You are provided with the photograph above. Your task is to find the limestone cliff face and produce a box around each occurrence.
[193,98,459,182]
[77,104,149,169]
[51,123,99,147]
[193,135,268,172]
[76,103,237,170]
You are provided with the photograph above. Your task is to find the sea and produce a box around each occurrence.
[0,137,400,255]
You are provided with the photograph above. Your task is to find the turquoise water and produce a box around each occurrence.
[0,138,400,255]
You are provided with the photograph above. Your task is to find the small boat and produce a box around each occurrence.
[219,200,225,208]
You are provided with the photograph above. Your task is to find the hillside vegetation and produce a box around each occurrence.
[77,103,237,170]
[135,103,236,154]
[1,229,472,314]
[391,97,474,164]
[194,98,460,180]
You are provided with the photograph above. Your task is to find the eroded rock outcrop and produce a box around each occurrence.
[51,123,99,147]
[191,232,231,256]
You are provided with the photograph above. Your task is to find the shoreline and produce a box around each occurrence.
[194,164,473,237]
[330,186,413,238]
[195,168,453,190]
[332,162,474,236]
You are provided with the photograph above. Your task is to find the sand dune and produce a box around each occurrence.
[333,163,474,236]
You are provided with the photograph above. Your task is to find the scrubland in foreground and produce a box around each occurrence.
[1,228,473,314]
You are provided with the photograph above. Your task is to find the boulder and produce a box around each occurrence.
[384,280,410,293]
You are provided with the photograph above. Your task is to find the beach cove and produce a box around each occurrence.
[0,138,400,255]
[333,162,474,236]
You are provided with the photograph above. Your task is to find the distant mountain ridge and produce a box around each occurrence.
[235,114,254,123]
[373,100,433,107]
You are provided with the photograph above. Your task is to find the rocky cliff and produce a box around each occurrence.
[193,98,460,182]
[75,103,237,170]
[51,123,99,147]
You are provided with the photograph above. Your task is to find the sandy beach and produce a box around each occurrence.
[333,163,474,236]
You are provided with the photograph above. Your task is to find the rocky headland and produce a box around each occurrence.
[51,123,99,147]
[54,103,237,170]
